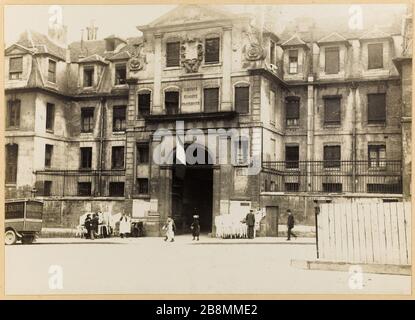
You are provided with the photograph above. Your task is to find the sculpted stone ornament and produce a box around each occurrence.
[128,44,146,72]
[243,24,266,62]
[181,38,203,73]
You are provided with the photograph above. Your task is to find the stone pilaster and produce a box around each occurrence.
[153,33,163,114]
[221,26,232,111]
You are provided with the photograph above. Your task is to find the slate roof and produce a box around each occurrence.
[16,30,67,60]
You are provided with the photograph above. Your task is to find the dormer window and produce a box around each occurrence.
[106,39,116,52]
[368,43,383,69]
[48,59,56,83]
[83,66,94,87]
[325,47,340,74]
[288,50,298,74]
[9,57,23,80]
[115,63,127,85]
[270,41,276,65]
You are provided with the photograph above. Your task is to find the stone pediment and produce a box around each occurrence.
[5,44,35,56]
[317,32,349,46]
[144,5,235,29]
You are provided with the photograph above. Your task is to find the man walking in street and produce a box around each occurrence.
[245,209,256,239]
[286,209,297,241]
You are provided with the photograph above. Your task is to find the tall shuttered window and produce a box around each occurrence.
[48,59,56,83]
[204,88,219,113]
[81,107,94,133]
[80,147,92,169]
[165,91,179,115]
[324,97,341,125]
[113,106,126,132]
[46,103,55,131]
[235,86,249,113]
[138,92,151,116]
[7,99,21,128]
[166,42,180,67]
[285,145,299,169]
[324,145,341,168]
[5,144,18,184]
[205,38,220,64]
[367,93,386,124]
[112,146,125,169]
[288,50,298,74]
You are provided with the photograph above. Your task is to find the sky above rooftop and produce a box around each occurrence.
[4,4,407,46]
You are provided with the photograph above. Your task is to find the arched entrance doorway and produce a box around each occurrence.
[171,144,213,234]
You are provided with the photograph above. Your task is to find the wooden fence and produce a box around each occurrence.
[317,202,411,265]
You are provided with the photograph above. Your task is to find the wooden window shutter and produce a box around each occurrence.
[235,86,249,113]
[205,38,220,63]
[324,97,341,124]
[325,47,340,74]
[286,98,300,119]
[166,42,180,67]
[9,57,23,72]
[204,88,219,113]
[367,93,386,124]
[368,43,383,69]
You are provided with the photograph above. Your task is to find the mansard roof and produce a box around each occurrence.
[78,53,109,64]
[15,30,67,60]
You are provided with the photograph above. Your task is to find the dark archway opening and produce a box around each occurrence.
[171,145,213,234]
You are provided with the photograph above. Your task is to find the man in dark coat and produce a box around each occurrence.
[245,209,256,239]
[191,214,200,241]
[91,213,99,240]
[286,209,297,240]
[84,214,92,239]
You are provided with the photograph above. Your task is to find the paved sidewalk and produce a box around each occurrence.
[33,235,315,245]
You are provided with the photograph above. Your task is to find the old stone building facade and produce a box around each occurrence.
[4,5,411,236]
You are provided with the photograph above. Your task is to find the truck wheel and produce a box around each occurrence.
[21,235,35,244]
[5,230,17,245]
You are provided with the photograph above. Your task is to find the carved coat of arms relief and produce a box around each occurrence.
[128,43,147,73]
[180,38,204,73]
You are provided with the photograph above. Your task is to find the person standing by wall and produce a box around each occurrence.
[163,217,176,242]
[119,213,131,238]
[91,213,99,240]
[84,214,92,239]
[286,209,297,241]
[245,209,256,239]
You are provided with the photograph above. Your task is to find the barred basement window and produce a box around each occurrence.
[323,183,343,193]
[325,47,340,74]
[165,91,179,115]
[368,144,386,168]
[367,184,401,194]
[115,64,126,85]
[80,147,92,169]
[81,107,94,133]
[9,57,23,80]
[235,86,249,113]
[138,92,151,116]
[45,144,53,168]
[83,66,94,87]
[113,106,126,132]
[137,143,149,164]
[285,145,299,169]
[204,88,219,113]
[5,144,18,184]
[112,146,125,169]
[166,42,180,67]
[368,43,383,69]
[43,181,52,196]
[285,183,300,192]
[285,97,299,126]
[46,103,55,131]
[48,59,56,83]
[288,50,298,74]
[323,145,341,168]
[78,182,92,196]
[137,178,149,194]
[7,99,20,128]
[109,182,124,197]
[367,93,386,124]
[324,97,341,125]
[205,38,220,64]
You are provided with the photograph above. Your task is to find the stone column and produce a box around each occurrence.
[153,33,163,114]
[221,26,232,111]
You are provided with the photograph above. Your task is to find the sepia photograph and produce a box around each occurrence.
[2,2,413,297]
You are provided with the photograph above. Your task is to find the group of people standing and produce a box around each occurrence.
[84,213,100,240]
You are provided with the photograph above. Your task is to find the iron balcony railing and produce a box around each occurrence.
[34,169,126,197]
[262,160,402,194]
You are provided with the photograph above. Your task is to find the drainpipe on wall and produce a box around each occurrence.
[351,82,357,192]
[98,97,106,196]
